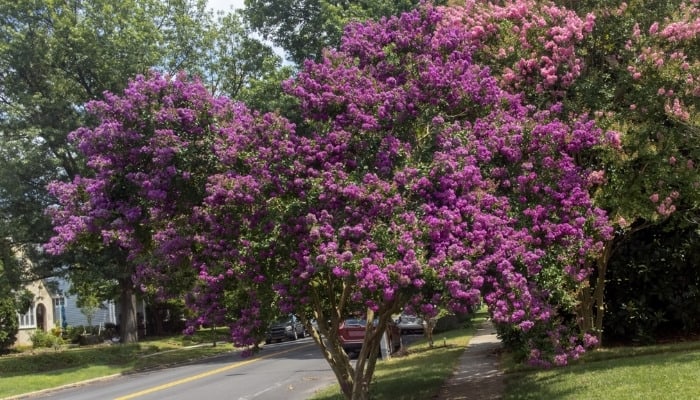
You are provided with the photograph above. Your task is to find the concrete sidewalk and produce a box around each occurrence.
[435,320,504,400]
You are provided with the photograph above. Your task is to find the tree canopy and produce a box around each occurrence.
[8,0,700,399]
[243,0,448,65]
[46,4,611,398]
[0,0,280,343]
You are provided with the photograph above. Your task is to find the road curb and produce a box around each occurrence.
[2,374,123,400]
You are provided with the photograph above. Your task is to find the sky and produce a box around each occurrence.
[206,0,290,62]
[207,0,245,12]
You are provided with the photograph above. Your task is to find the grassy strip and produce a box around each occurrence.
[0,328,236,399]
[311,314,486,400]
[504,341,700,400]
[1,365,126,398]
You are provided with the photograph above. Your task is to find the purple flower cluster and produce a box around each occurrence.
[281,4,610,365]
[46,4,611,365]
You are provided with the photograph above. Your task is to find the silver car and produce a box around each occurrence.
[396,314,424,335]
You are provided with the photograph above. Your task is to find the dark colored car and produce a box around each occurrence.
[338,318,401,357]
[265,315,305,343]
[396,314,425,335]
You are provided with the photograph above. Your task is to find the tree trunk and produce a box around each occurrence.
[305,310,357,399]
[577,237,616,345]
[309,325,357,399]
[592,239,615,344]
[118,278,138,344]
[424,317,436,348]
[352,332,378,400]
[307,310,391,400]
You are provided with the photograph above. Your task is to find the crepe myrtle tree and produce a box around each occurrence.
[46,6,612,399]
[432,0,605,349]
[44,72,289,342]
[438,0,700,341]
[195,5,610,398]
[563,0,700,340]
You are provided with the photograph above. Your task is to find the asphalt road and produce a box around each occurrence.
[27,337,338,400]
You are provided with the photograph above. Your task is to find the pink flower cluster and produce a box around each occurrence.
[440,0,595,100]
[614,0,700,221]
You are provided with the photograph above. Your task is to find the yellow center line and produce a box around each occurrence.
[114,343,315,400]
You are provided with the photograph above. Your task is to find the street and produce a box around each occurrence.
[27,338,337,400]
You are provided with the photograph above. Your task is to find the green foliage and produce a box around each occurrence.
[0,282,32,353]
[604,219,700,343]
[157,0,283,99]
[237,65,300,120]
[0,297,19,352]
[30,329,64,350]
[76,292,103,328]
[63,325,110,344]
[243,0,447,65]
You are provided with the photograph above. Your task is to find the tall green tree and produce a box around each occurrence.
[243,0,448,65]
[157,0,283,98]
[552,0,700,340]
[0,243,19,351]
[0,0,165,343]
[0,0,280,343]
[435,0,700,343]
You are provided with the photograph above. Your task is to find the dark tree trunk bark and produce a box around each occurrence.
[118,278,138,344]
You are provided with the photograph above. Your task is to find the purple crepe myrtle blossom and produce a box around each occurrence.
[45,71,299,342]
[277,4,610,367]
[47,4,612,384]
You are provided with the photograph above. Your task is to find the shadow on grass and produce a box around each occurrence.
[370,346,467,400]
[504,348,700,400]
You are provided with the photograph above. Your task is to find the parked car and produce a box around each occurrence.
[265,315,305,343]
[396,314,425,335]
[338,318,401,357]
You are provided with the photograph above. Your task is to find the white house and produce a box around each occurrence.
[15,279,56,346]
[15,278,118,347]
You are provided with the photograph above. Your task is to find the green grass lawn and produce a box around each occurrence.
[6,321,700,400]
[312,311,700,400]
[504,341,700,400]
[0,328,236,399]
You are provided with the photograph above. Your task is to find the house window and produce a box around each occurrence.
[18,304,36,329]
[54,297,66,329]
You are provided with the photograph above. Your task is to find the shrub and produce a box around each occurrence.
[65,325,97,344]
[433,315,461,334]
[605,220,700,344]
[30,329,64,350]
[0,298,19,353]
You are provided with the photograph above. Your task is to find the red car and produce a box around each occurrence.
[338,318,401,357]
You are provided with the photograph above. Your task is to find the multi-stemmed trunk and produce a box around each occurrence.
[307,308,396,400]
[310,326,384,399]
